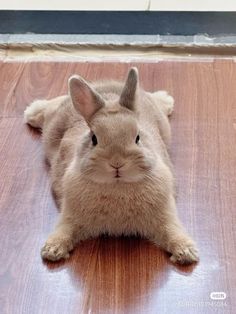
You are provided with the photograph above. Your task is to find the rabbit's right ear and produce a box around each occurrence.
[69,75,105,122]
[119,67,139,111]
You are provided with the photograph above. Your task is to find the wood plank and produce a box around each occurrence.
[0,61,25,117]
[0,60,235,314]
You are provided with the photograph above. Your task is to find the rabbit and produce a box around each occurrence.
[24,67,199,264]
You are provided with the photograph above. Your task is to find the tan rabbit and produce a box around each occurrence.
[24,67,199,264]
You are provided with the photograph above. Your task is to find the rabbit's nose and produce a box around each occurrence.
[110,163,125,170]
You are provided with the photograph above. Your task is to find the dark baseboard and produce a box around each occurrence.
[0,11,236,36]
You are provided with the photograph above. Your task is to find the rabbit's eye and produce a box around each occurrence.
[92,134,98,146]
[135,134,140,144]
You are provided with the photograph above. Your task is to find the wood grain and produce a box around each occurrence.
[0,60,235,314]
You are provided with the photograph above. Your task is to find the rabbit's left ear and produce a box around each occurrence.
[69,75,105,122]
[119,67,139,111]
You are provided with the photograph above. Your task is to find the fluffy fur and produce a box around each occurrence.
[24,67,199,264]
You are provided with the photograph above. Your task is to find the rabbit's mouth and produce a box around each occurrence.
[111,165,123,179]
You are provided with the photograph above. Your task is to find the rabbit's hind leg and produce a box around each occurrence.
[24,99,48,129]
[24,95,66,129]
[151,91,174,116]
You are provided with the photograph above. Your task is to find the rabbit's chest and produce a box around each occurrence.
[74,184,161,236]
[80,191,145,216]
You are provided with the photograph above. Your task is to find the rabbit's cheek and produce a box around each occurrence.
[120,168,144,183]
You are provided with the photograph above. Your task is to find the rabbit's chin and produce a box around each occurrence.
[88,171,146,184]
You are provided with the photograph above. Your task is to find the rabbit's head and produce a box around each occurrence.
[69,67,155,184]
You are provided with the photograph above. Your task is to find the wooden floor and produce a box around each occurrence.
[0,60,235,314]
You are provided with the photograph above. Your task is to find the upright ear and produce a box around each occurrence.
[69,75,105,122]
[119,67,139,111]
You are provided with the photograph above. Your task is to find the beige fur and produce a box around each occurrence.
[24,67,199,264]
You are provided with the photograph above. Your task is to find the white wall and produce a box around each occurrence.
[0,0,236,11]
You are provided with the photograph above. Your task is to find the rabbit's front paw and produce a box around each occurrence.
[170,242,199,265]
[41,237,74,262]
